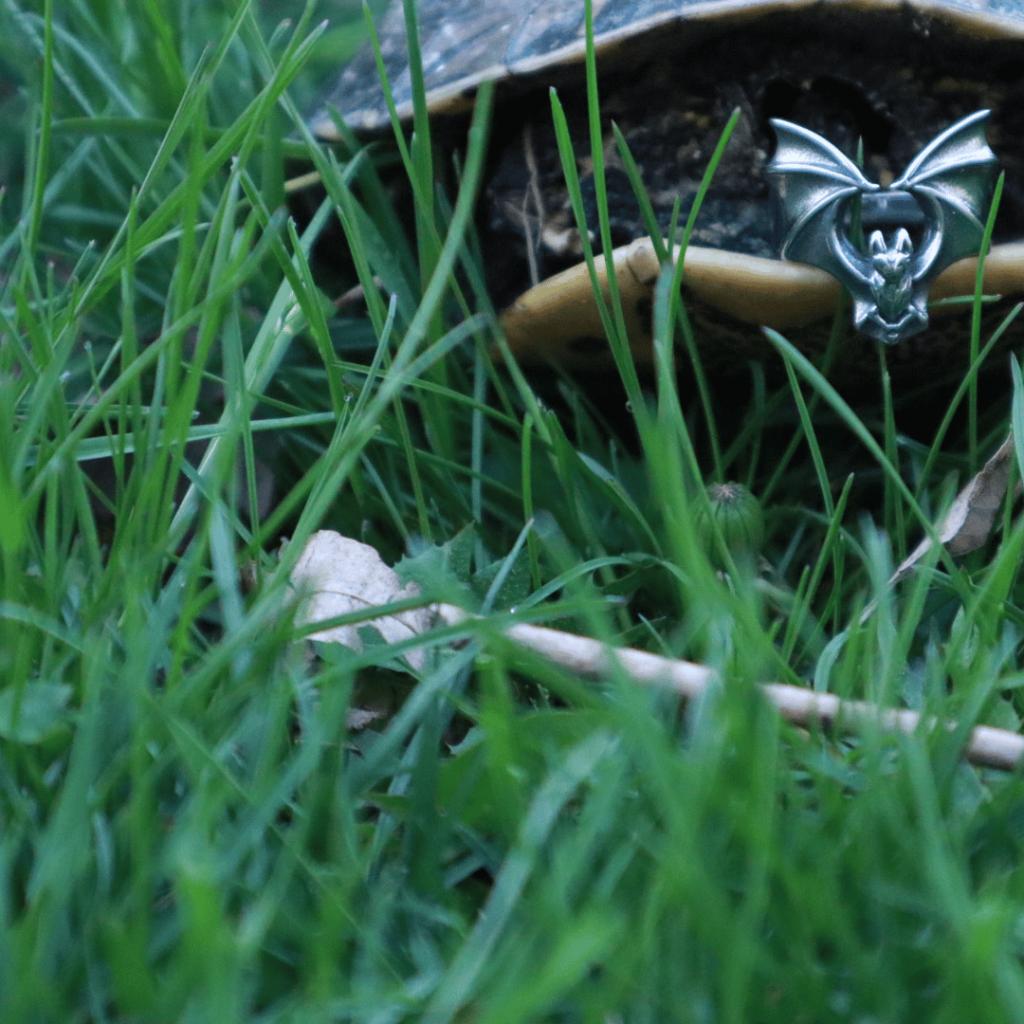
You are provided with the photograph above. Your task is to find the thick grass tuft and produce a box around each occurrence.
[2,0,1024,1021]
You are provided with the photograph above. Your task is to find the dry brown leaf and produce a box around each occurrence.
[290,530,433,671]
[893,430,1016,584]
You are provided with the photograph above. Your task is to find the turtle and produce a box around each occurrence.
[311,0,1024,386]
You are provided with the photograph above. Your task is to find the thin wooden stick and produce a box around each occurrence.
[437,605,1024,771]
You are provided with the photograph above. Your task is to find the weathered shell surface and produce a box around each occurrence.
[313,0,1024,386]
[313,0,1024,136]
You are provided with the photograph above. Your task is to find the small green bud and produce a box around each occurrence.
[694,482,764,569]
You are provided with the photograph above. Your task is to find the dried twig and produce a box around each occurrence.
[436,604,1024,771]
[288,531,1024,771]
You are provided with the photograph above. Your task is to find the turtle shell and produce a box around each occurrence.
[313,0,1024,383]
[312,0,1024,137]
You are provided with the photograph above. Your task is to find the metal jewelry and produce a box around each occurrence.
[768,110,998,344]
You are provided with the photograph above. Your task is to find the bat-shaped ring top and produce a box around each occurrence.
[767,110,999,345]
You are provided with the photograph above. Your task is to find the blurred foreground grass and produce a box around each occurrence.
[2,1,1024,1021]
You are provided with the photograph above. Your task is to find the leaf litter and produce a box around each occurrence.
[289,530,1024,770]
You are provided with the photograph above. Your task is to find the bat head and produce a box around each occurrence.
[869,229,913,316]
[855,228,925,342]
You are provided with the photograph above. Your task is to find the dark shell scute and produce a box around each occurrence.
[314,0,1024,136]
[506,0,681,64]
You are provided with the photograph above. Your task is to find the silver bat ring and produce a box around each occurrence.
[767,110,999,345]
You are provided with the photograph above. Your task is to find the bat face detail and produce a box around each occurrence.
[768,111,999,345]
[868,228,916,339]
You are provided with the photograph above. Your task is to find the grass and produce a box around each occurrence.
[3,0,1024,1021]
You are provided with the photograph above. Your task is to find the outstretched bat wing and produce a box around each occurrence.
[891,108,998,279]
[767,118,877,283]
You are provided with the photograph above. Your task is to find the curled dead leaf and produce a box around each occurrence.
[893,430,1017,585]
[290,530,434,671]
